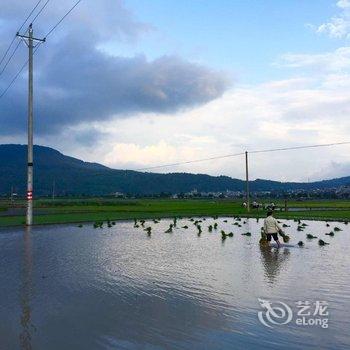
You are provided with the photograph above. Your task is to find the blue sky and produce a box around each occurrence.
[109,0,345,83]
[1,0,350,181]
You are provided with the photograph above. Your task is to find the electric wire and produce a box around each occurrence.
[0,39,22,77]
[249,141,350,154]
[0,43,42,99]
[44,0,82,39]
[0,0,82,100]
[31,0,51,24]
[136,141,350,171]
[0,0,43,70]
[137,152,246,171]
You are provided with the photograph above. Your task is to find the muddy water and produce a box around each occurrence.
[0,218,349,349]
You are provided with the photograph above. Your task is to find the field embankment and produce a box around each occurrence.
[0,198,350,227]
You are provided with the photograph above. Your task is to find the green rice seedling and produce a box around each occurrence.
[297,241,304,247]
[325,231,334,236]
[279,232,290,243]
[93,221,103,229]
[221,230,233,239]
[318,239,329,246]
[241,232,251,236]
[306,234,317,239]
[334,227,342,232]
[165,224,174,233]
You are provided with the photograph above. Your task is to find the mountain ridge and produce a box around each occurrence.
[1,144,349,196]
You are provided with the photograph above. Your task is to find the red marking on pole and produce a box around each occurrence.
[27,191,33,200]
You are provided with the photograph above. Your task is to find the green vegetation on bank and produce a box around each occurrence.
[1,198,350,227]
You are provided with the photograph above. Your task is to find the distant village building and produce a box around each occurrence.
[114,192,125,198]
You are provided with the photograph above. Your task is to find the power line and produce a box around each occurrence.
[0,0,43,70]
[136,152,245,171]
[0,37,17,69]
[31,0,51,24]
[0,43,42,99]
[0,0,82,100]
[249,141,350,154]
[135,141,350,172]
[44,0,82,39]
[18,0,44,32]
[0,39,22,77]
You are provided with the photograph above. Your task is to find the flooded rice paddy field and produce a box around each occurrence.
[0,217,350,350]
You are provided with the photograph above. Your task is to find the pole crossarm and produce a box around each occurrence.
[16,33,46,43]
[16,23,45,44]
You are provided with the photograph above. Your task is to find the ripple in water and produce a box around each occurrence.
[0,218,349,349]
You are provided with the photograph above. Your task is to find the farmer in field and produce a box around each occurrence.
[263,211,282,248]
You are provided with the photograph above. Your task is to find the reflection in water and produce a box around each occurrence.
[0,218,349,349]
[259,245,290,284]
[19,227,33,350]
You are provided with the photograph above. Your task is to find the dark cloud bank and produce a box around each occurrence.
[0,0,229,136]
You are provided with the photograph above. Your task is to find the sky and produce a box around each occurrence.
[1,0,350,182]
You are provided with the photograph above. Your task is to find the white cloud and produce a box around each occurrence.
[2,1,349,183]
[33,69,350,183]
[314,0,350,38]
[276,47,350,71]
[337,0,350,9]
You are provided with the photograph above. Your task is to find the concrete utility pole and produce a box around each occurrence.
[52,179,55,201]
[245,151,250,212]
[17,24,45,226]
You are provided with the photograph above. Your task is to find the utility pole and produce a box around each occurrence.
[10,186,14,205]
[17,24,45,226]
[245,151,250,212]
[52,179,55,201]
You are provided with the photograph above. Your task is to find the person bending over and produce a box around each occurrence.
[263,211,282,248]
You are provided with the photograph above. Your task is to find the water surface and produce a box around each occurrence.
[0,218,349,349]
